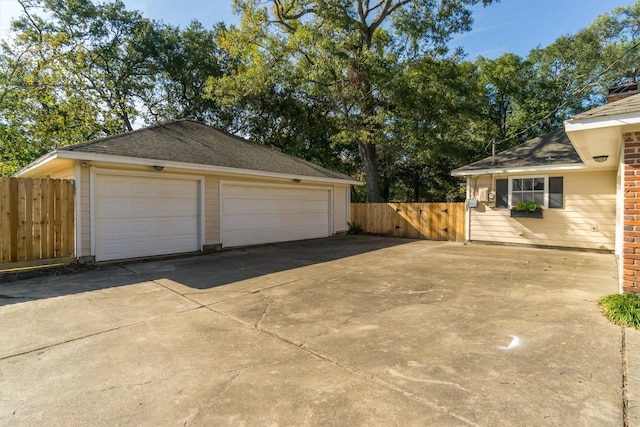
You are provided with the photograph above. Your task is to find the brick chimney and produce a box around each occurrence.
[608,81,640,103]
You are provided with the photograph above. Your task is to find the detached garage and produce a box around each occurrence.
[15,120,359,263]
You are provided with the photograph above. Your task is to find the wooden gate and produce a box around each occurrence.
[0,177,75,264]
[350,202,465,242]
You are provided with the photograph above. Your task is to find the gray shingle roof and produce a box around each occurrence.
[452,128,582,175]
[570,92,640,121]
[59,119,354,181]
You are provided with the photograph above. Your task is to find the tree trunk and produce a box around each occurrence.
[413,173,420,202]
[381,173,390,202]
[122,112,134,132]
[359,141,380,203]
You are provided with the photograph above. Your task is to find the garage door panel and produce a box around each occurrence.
[96,174,200,261]
[99,196,198,217]
[224,221,328,236]
[222,184,330,248]
[223,211,327,227]
[101,218,196,235]
[225,225,326,247]
[223,198,328,213]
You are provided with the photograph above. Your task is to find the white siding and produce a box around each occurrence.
[204,175,220,245]
[469,170,616,250]
[333,186,348,233]
[50,166,75,180]
[80,166,92,257]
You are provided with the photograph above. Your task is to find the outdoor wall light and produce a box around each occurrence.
[153,165,164,171]
[592,155,609,163]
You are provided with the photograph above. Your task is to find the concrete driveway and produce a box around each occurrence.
[0,236,630,425]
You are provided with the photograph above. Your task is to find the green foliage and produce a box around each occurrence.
[2,0,640,207]
[513,201,540,212]
[599,292,640,329]
[347,222,363,235]
[0,0,237,175]
[152,21,234,126]
[213,0,497,202]
[476,53,531,148]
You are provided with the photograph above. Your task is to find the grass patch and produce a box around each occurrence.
[599,292,640,329]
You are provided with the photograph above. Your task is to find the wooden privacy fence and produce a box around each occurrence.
[350,202,465,242]
[1,177,75,264]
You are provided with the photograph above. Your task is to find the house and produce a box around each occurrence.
[15,120,359,263]
[452,85,640,293]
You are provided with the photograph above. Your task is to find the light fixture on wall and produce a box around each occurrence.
[592,155,609,163]
[153,165,164,171]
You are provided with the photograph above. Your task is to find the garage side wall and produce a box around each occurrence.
[204,176,220,246]
[333,185,349,233]
[49,163,91,258]
[80,166,92,258]
[468,170,616,250]
[50,166,75,180]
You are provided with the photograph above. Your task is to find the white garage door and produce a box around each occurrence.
[95,174,200,261]
[221,183,330,247]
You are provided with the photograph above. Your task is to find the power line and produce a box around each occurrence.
[490,37,640,150]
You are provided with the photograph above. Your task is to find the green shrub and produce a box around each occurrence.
[347,222,363,235]
[599,292,640,329]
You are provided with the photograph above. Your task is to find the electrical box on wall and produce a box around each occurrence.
[477,187,489,202]
[468,198,478,208]
[485,190,496,207]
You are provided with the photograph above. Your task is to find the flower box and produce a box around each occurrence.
[510,208,543,218]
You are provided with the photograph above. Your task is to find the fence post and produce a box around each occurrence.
[0,178,12,262]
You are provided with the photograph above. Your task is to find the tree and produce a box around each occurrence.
[519,4,639,134]
[476,53,530,147]
[214,0,493,202]
[0,1,118,175]
[1,0,158,146]
[0,0,236,175]
[464,2,640,169]
[150,21,236,127]
[387,56,486,201]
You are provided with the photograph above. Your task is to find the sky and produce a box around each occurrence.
[0,0,637,59]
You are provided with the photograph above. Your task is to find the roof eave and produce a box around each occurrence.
[451,163,587,177]
[13,151,60,177]
[50,150,362,185]
[565,112,640,132]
